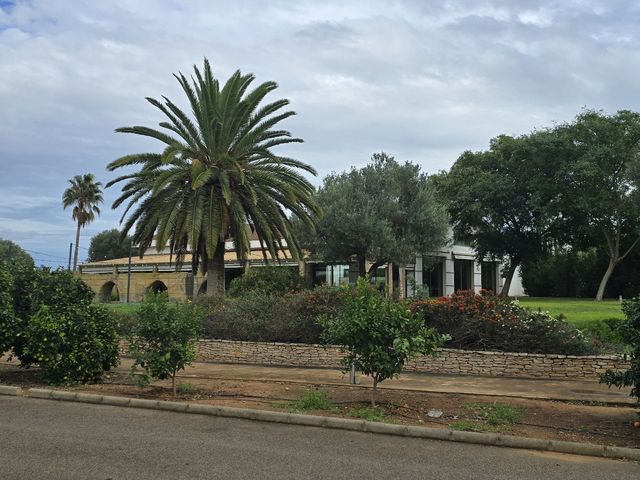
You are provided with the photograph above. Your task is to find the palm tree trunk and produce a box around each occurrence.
[206,240,226,296]
[73,221,81,272]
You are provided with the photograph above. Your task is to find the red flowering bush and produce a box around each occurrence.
[410,290,593,355]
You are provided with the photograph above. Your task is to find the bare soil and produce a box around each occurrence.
[1,365,638,450]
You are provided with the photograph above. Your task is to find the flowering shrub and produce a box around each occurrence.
[410,290,594,355]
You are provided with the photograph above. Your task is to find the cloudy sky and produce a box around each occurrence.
[1,0,639,265]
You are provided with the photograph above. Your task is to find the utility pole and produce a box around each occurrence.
[67,243,73,271]
[126,240,133,303]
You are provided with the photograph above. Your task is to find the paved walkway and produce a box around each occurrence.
[2,355,634,405]
[121,358,635,405]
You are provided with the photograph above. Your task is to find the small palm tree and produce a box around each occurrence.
[107,59,320,295]
[62,174,103,271]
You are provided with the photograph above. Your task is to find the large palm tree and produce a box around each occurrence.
[107,59,320,295]
[62,174,103,271]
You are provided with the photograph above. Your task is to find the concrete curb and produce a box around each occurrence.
[1,385,638,462]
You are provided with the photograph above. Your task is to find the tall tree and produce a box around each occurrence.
[107,59,320,295]
[436,134,561,296]
[87,229,133,262]
[555,110,640,300]
[297,153,449,277]
[62,174,103,271]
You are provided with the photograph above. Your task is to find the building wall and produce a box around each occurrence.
[80,270,206,303]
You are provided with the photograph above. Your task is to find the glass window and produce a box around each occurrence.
[423,258,444,297]
[454,259,473,291]
[481,261,497,292]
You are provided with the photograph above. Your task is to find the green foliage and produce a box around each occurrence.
[12,268,97,364]
[462,402,521,427]
[107,58,320,296]
[347,407,386,422]
[0,266,16,354]
[450,420,484,432]
[411,290,594,355]
[87,229,133,262]
[0,238,35,321]
[297,152,448,277]
[522,248,640,299]
[600,296,640,404]
[290,389,336,412]
[436,133,561,294]
[177,383,202,397]
[203,286,340,343]
[0,238,34,272]
[128,294,205,395]
[227,266,309,297]
[20,303,119,384]
[319,277,444,406]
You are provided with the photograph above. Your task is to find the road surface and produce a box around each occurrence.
[0,396,637,479]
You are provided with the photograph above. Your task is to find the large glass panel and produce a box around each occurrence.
[313,264,327,286]
[481,261,497,292]
[423,258,444,297]
[454,259,473,291]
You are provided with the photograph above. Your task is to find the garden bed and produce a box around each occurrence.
[1,365,638,450]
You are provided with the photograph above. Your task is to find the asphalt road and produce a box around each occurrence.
[0,396,637,480]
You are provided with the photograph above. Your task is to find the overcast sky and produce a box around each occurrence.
[1,0,639,265]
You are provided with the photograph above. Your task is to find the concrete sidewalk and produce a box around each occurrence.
[118,358,635,405]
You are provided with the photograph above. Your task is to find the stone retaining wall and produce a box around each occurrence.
[193,339,630,380]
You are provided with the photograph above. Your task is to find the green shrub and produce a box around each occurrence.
[320,278,445,406]
[12,268,96,365]
[202,286,340,343]
[347,407,386,422]
[129,294,205,396]
[410,290,594,355]
[20,303,119,384]
[227,266,309,297]
[601,297,640,405]
[0,266,16,354]
[290,389,336,412]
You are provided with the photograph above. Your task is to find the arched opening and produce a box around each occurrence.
[98,281,120,303]
[146,280,168,296]
[197,280,207,296]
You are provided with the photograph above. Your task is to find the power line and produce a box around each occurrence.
[24,249,68,261]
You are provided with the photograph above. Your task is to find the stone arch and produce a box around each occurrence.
[98,281,120,303]
[146,280,168,296]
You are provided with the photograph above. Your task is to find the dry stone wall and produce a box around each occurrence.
[193,339,630,380]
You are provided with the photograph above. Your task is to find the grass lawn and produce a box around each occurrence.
[517,297,624,328]
[102,302,142,314]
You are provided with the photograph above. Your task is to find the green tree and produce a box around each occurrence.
[436,133,561,296]
[0,266,16,354]
[107,59,320,296]
[87,229,133,262]
[601,296,640,406]
[319,277,444,406]
[21,303,119,384]
[555,110,640,300]
[129,294,205,396]
[0,238,35,321]
[62,174,103,271]
[300,153,448,278]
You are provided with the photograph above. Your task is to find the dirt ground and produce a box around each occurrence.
[2,365,638,450]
